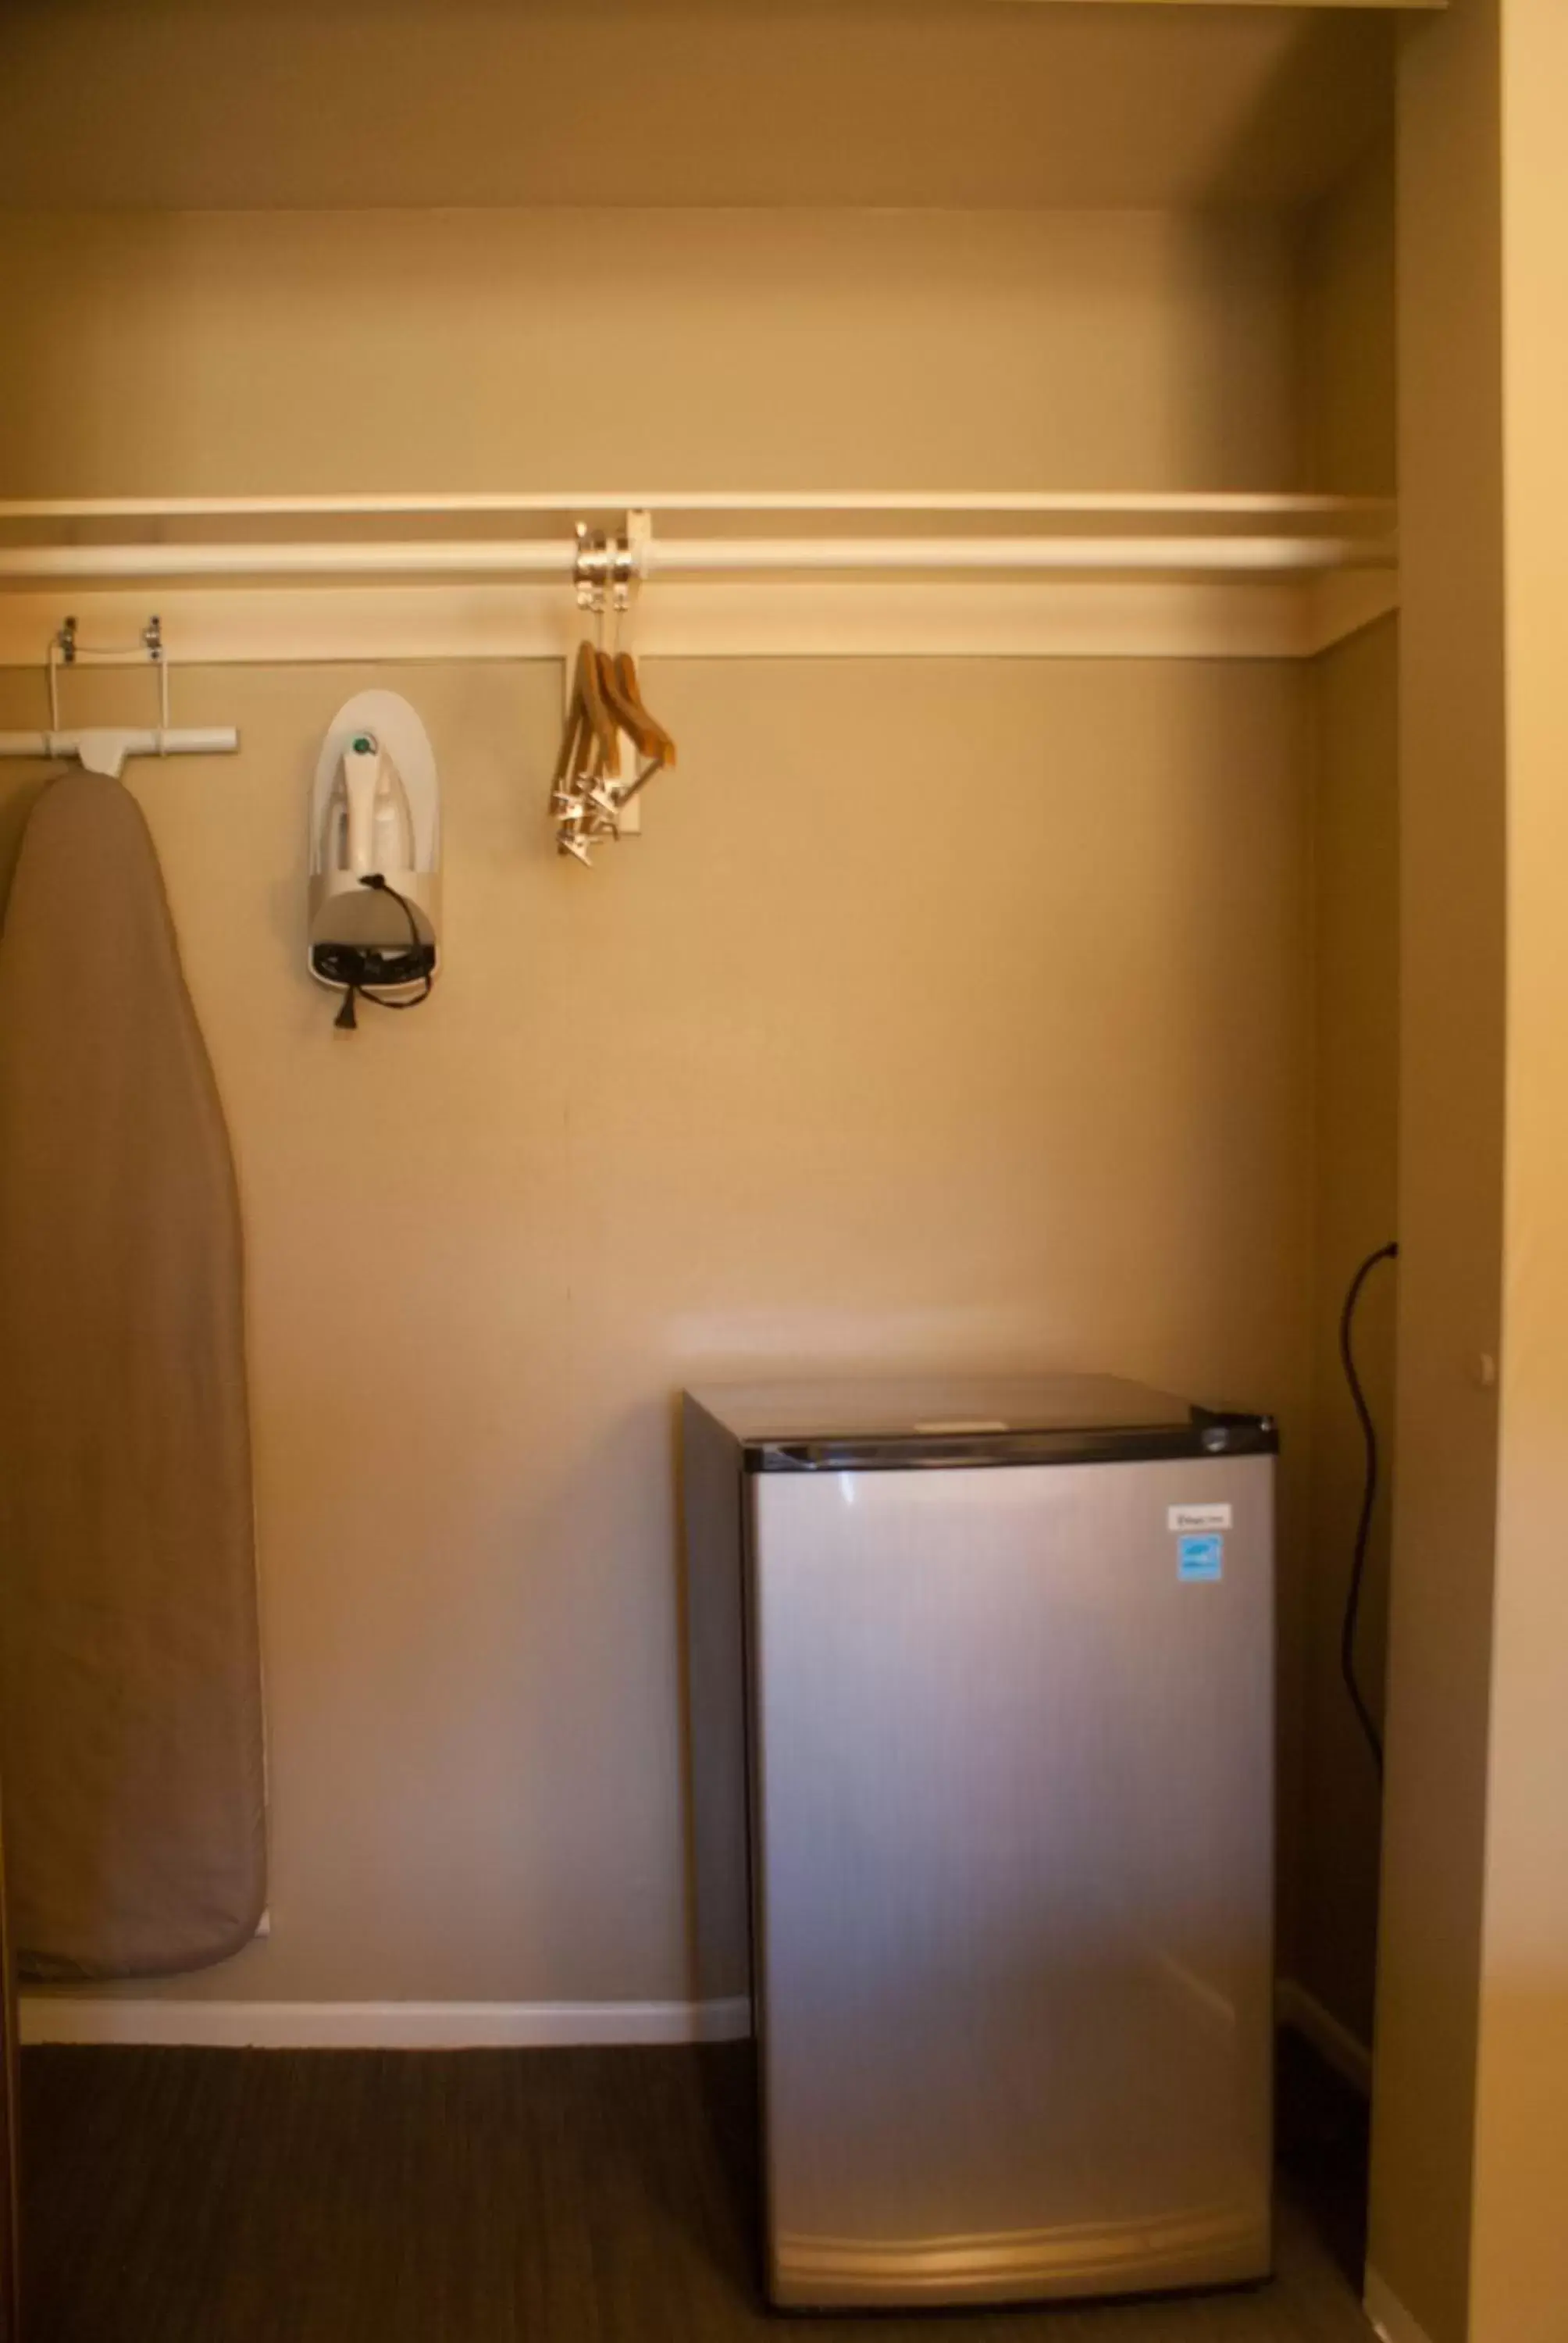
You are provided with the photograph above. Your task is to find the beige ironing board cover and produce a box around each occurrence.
[0,771,266,1977]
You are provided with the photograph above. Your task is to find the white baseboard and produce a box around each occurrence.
[20,1994,754,2051]
[1275,1977,1373,2097]
[1364,2265,1437,2343]
[27,1979,1370,2068]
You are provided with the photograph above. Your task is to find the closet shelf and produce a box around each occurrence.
[0,494,1396,586]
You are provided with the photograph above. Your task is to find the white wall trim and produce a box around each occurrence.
[0,577,1395,674]
[20,1994,754,2051]
[1276,1977,1374,2096]
[1364,2266,1438,2343]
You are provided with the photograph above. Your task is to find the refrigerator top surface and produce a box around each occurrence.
[686,1373,1277,1471]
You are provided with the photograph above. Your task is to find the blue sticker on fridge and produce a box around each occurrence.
[1178,1533,1224,1582]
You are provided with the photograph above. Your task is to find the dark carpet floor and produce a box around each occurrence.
[19,2030,1371,2342]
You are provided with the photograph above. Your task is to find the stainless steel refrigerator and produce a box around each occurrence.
[682,1375,1275,2311]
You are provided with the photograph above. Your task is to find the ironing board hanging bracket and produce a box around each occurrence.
[0,616,239,776]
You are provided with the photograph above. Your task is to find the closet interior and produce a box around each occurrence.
[0,5,1408,2339]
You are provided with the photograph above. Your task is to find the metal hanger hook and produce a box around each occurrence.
[610,533,635,654]
[573,523,614,644]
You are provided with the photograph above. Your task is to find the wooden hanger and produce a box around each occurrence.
[551,537,678,859]
[605,656,675,809]
[594,649,666,764]
[576,640,622,778]
[550,640,625,861]
[611,651,676,766]
[551,640,619,802]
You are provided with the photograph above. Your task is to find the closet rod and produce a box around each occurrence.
[0,492,1396,522]
[0,535,1393,584]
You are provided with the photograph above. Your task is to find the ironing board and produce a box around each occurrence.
[0,770,267,1977]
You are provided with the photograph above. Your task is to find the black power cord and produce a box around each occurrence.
[1339,1240,1399,1780]
[332,873,435,1031]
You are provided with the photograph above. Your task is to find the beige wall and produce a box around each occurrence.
[1299,140,1396,498]
[1469,5,1568,2334]
[0,208,1302,498]
[0,654,1313,2005]
[1290,144,1399,2049]
[1369,9,1508,2340]
[1298,614,1399,2051]
[0,2,1393,212]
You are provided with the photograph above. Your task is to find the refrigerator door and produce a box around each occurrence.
[747,1453,1274,2309]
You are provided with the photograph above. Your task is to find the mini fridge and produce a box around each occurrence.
[682,1375,1276,2311]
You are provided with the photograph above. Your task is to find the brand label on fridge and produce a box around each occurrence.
[1167,1503,1233,1533]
